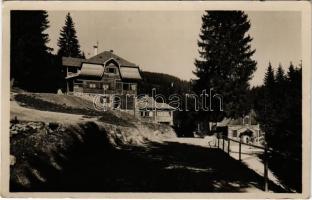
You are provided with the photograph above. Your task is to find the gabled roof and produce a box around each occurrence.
[87,51,138,67]
[137,96,175,110]
[62,57,86,67]
[62,51,139,68]
[217,110,259,126]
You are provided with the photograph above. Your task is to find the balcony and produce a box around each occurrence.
[73,81,137,95]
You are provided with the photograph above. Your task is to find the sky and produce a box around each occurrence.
[46,11,301,86]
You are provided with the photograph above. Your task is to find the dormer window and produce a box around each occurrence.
[105,59,119,74]
[107,67,116,74]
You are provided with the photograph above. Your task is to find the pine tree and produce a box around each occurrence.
[193,11,257,119]
[276,64,286,84]
[252,62,302,190]
[287,62,296,82]
[57,13,82,58]
[274,64,287,116]
[11,10,58,91]
[263,62,275,89]
[261,63,278,147]
[285,63,302,158]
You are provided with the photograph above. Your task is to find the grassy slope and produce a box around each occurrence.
[14,93,134,127]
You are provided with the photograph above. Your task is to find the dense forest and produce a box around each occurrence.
[250,63,302,191]
[250,63,302,159]
[138,71,191,98]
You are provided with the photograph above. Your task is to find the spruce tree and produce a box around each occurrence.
[193,11,257,119]
[57,13,82,58]
[254,62,302,157]
[264,62,275,89]
[252,63,302,191]
[11,10,57,91]
[276,64,286,84]
[261,63,277,148]
[275,64,287,120]
[287,62,296,82]
[286,63,302,158]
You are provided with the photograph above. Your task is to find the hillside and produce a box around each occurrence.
[10,92,176,191]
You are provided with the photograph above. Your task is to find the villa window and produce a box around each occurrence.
[130,84,137,91]
[102,84,109,90]
[141,111,151,117]
[233,130,237,137]
[157,112,170,117]
[89,83,96,88]
[123,83,130,90]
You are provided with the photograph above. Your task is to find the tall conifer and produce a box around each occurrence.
[57,13,82,58]
[11,10,58,91]
[193,11,257,119]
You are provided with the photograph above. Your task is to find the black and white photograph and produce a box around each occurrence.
[1,1,311,198]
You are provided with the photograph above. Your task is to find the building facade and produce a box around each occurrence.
[137,96,175,125]
[62,50,142,109]
[216,110,263,144]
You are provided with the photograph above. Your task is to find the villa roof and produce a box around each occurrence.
[79,63,104,79]
[217,110,258,126]
[62,50,141,80]
[87,51,138,67]
[62,51,138,68]
[137,96,175,110]
[120,67,141,80]
[62,57,86,67]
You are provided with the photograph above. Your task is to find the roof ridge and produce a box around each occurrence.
[87,50,138,67]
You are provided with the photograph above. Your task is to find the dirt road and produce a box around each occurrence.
[22,140,285,192]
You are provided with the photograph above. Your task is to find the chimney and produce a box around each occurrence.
[93,41,98,55]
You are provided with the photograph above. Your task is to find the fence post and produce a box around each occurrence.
[264,144,269,191]
[228,139,230,154]
[239,140,241,161]
[222,137,225,151]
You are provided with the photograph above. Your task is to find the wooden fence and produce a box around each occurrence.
[215,136,269,191]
